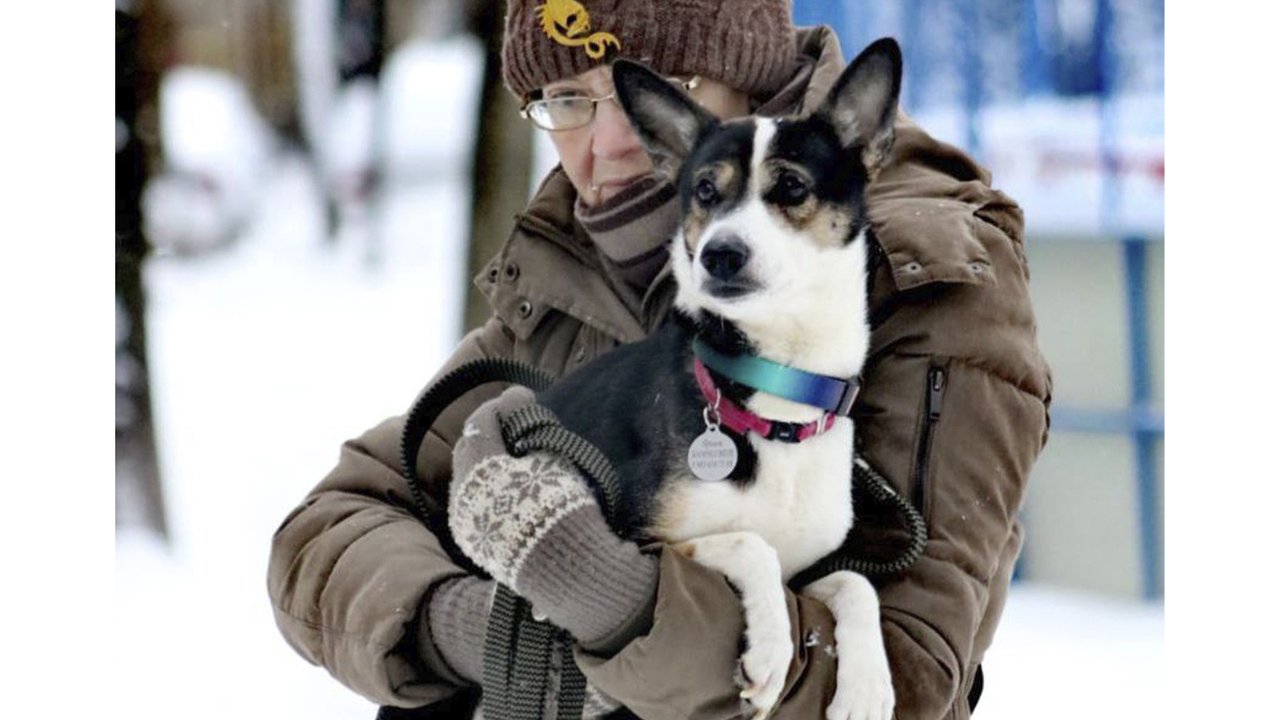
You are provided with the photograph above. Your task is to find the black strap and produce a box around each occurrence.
[373,688,478,719]
[968,663,984,713]
[399,358,555,524]
[500,403,624,519]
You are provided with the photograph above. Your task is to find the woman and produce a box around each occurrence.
[268,2,1052,718]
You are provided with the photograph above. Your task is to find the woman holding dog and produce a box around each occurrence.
[268,1,1052,718]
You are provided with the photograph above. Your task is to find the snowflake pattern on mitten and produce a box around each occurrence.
[449,452,594,589]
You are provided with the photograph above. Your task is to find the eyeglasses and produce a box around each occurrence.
[520,76,701,132]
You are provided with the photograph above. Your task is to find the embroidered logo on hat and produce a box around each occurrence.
[537,0,621,59]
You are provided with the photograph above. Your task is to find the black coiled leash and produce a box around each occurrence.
[391,358,926,720]
[788,457,928,590]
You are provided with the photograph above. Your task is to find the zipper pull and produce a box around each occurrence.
[928,367,946,420]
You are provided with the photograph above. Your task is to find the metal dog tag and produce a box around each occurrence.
[688,426,738,481]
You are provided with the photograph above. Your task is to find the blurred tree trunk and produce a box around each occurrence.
[244,0,303,144]
[337,0,389,263]
[116,3,169,540]
[463,1,533,333]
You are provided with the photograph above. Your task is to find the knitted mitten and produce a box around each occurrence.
[448,386,657,652]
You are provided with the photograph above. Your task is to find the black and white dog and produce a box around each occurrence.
[536,39,903,720]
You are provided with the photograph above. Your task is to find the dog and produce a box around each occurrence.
[529,38,903,720]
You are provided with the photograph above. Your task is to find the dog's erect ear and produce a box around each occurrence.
[817,37,903,175]
[613,59,717,167]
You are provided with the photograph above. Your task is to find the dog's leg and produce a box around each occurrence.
[675,532,792,720]
[802,571,894,720]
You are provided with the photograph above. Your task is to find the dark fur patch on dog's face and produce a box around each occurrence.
[762,116,872,248]
[674,120,757,257]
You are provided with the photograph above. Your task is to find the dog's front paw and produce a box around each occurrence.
[675,532,792,720]
[825,654,894,720]
[801,572,895,720]
[735,617,793,720]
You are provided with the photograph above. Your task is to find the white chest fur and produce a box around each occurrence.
[654,420,855,579]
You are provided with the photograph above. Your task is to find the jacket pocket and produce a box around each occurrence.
[911,364,948,522]
[870,197,997,292]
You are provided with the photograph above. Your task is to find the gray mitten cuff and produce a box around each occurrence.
[424,575,494,684]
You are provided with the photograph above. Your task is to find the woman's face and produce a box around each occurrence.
[540,65,750,207]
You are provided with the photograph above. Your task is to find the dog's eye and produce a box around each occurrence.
[694,178,719,206]
[776,172,809,204]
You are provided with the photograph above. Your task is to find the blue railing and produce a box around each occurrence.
[794,0,1164,599]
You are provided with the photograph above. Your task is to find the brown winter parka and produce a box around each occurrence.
[268,27,1052,720]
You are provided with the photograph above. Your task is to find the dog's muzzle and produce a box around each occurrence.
[699,234,758,298]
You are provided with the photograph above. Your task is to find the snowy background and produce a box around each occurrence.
[113,29,1163,719]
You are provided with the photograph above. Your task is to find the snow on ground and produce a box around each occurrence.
[117,41,1161,719]
[978,585,1163,718]
[118,152,464,720]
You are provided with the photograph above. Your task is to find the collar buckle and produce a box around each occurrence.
[835,378,862,416]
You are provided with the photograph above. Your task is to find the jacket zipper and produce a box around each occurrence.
[912,366,947,516]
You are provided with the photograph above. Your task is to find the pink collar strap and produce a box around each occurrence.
[693,358,836,443]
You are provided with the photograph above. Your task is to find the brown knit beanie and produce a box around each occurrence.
[502,0,796,100]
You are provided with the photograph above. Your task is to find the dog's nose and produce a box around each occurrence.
[700,235,751,281]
